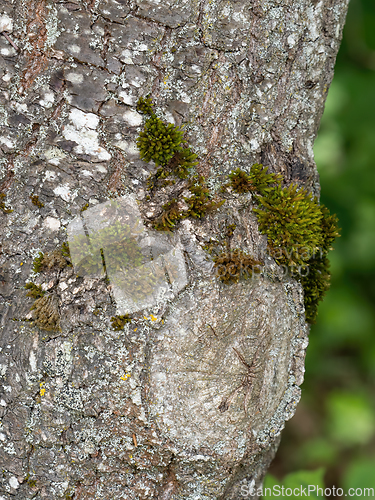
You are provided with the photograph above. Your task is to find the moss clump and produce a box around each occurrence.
[32,252,45,273]
[213,249,262,284]
[32,247,71,273]
[185,176,224,219]
[300,256,331,323]
[31,294,60,331]
[111,314,132,330]
[25,282,45,299]
[253,183,323,267]
[226,164,340,323]
[137,97,224,231]
[226,164,282,196]
[136,115,185,167]
[61,242,71,260]
[136,96,154,115]
[0,193,13,214]
[153,199,184,230]
[30,195,44,208]
[80,203,89,212]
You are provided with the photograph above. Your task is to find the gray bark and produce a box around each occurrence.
[0,0,348,498]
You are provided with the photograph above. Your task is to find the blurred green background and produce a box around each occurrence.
[267,0,375,494]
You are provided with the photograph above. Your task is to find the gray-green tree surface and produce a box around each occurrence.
[0,0,348,498]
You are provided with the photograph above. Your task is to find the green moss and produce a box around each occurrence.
[225,164,340,323]
[253,183,323,267]
[213,249,262,284]
[61,242,71,260]
[25,283,45,299]
[80,203,89,212]
[226,164,282,196]
[0,193,13,214]
[300,256,331,324]
[111,314,132,330]
[32,252,45,273]
[136,115,185,167]
[30,194,44,208]
[185,176,224,219]
[137,97,224,230]
[32,247,70,273]
[153,198,184,230]
[31,294,60,331]
[136,96,154,115]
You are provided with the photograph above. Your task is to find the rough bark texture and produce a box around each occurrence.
[0,0,348,498]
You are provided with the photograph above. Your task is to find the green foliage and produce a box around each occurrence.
[111,314,132,330]
[136,96,154,115]
[80,203,89,212]
[136,115,185,167]
[30,194,44,208]
[25,282,45,299]
[0,193,13,214]
[262,468,326,499]
[213,249,261,284]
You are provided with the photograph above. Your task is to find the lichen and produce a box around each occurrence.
[111,314,132,330]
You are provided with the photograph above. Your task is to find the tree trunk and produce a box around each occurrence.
[0,0,348,498]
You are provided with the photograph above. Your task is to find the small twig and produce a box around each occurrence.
[1,32,19,51]
[132,433,137,447]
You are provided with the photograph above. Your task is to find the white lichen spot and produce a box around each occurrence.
[59,282,68,291]
[0,137,15,148]
[63,108,111,161]
[65,72,84,84]
[44,147,67,165]
[0,14,13,32]
[2,72,12,82]
[118,91,137,106]
[0,399,6,407]
[122,110,143,127]
[54,184,75,202]
[121,49,134,64]
[44,170,57,182]
[287,34,297,48]
[43,216,61,231]
[69,44,81,54]
[9,476,19,489]
[39,92,55,108]
[0,433,5,441]
[29,351,37,372]
[115,140,139,159]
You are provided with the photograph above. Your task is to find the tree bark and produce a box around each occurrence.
[0,0,348,498]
